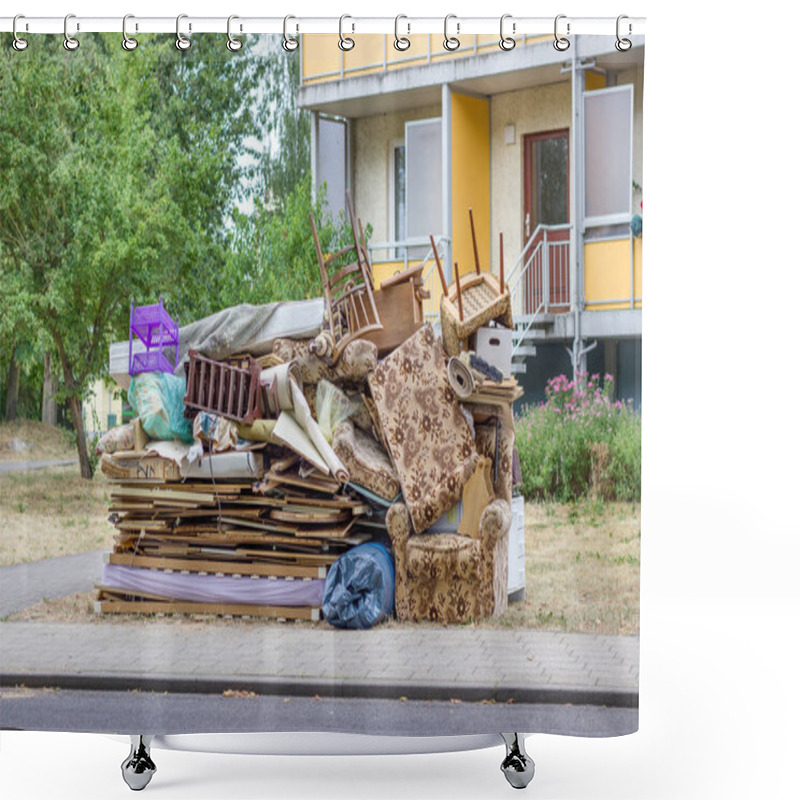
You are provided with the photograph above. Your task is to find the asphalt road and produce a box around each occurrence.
[0,688,638,738]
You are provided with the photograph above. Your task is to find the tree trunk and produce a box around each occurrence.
[6,350,20,422]
[67,392,94,479]
[42,352,57,426]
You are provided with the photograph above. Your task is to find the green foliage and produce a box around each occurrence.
[221,177,349,307]
[515,374,641,502]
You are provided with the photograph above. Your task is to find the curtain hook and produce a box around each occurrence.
[499,14,515,51]
[338,15,355,51]
[12,14,28,51]
[553,14,570,51]
[175,13,191,51]
[63,13,79,51]
[443,13,460,51]
[122,14,138,51]
[394,14,411,52]
[615,15,632,51]
[283,15,299,51]
[226,15,243,51]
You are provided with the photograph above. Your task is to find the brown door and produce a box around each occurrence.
[522,130,570,314]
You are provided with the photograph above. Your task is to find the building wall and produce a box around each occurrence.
[351,103,441,248]
[489,81,572,273]
[83,378,124,436]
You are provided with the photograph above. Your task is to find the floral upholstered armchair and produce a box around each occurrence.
[385,407,514,625]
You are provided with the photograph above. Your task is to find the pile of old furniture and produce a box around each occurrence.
[96,193,521,625]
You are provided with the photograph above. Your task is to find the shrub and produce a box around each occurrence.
[515,373,640,502]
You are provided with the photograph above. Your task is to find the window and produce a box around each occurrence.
[583,85,633,226]
[404,118,442,259]
[389,140,406,256]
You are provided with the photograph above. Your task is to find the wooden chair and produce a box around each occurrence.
[309,190,382,363]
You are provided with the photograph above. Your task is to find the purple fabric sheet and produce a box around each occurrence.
[101,564,324,607]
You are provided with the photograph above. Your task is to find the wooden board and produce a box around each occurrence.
[105,552,326,579]
[95,595,320,621]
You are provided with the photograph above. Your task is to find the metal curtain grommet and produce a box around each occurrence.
[443,14,460,51]
[283,15,299,51]
[553,14,570,51]
[338,15,355,51]
[227,15,243,51]
[616,15,632,51]
[499,14,515,51]
[394,14,411,51]
[63,13,79,51]
[12,14,28,51]
[175,13,191,51]
[122,14,138,51]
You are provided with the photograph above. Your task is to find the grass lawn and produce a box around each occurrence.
[0,464,115,566]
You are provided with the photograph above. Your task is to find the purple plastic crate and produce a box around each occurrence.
[129,298,179,375]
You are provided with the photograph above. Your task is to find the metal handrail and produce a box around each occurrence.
[508,223,571,358]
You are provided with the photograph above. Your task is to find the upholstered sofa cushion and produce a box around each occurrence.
[272,337,377,386]
[367,324,478,534]
[332,420,401,501]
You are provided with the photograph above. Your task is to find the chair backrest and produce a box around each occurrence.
[309,192,382,361]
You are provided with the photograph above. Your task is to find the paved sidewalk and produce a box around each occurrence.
[0,458,78,475]
[0,621,638,706]
[1,551,105,617]
[0,551,638,708]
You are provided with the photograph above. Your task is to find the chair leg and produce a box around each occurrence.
[500,733,535,789]
[121,735,156,791]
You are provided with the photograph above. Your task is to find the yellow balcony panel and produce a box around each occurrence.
[302,33,342,84]
[584,237,642,311]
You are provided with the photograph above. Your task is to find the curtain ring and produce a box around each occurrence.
[394,15,411,51]
[553,14,570,51]
[175,13,191,51]
[499,14,515,51]
[122,14,138,51]
[338,15,355,51]
[616,15,632,51]
[63,13,79,51]
[226,15,243,51]
[443,14,460,51]
[12,15,28,51]
[283,15,299,51]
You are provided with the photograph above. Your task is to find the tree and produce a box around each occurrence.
[0,35,268,477]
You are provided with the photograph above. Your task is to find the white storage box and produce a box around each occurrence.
[508,493,526,601]
[475,326,513,378]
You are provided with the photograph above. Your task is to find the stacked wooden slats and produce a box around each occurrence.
[95,458,373,620]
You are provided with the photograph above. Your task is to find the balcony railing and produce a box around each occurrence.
[368,235,451,323]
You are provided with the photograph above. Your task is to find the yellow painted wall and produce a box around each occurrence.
[451,91,491,279]
[83,378,124,435]
[584,238,642,310]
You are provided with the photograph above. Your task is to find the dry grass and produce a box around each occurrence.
[0,419,76,462]
[493,499,641,634]
[5,499,640,636]
[0,464,115,566]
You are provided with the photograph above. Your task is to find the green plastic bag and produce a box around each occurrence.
[128,372,194,444]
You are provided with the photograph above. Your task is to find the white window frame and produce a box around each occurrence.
[582,84,634,229]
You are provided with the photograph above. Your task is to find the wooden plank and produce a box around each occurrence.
[96,597,319,620]
[106,552,326,579]
[111,486,220,504]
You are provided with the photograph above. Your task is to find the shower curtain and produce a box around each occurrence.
[0,17,643,795]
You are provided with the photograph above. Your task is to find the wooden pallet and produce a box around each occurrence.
[95,587,320,621]
[105,552,328,579]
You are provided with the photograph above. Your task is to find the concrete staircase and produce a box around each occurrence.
[511,313,556,374]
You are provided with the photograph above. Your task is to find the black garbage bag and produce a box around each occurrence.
[322,543,395,629]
